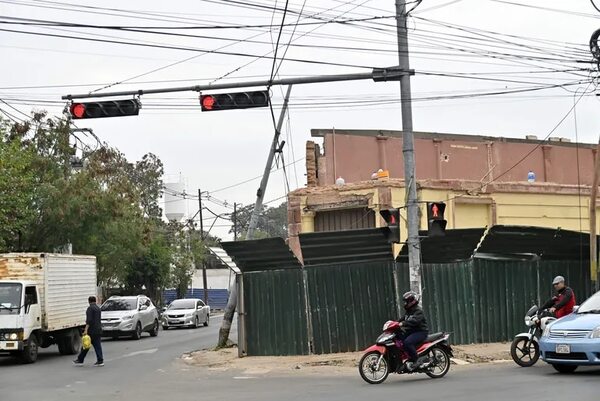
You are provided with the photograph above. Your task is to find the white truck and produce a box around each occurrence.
[0,253,97,363]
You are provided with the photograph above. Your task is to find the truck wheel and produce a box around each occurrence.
[58,329,81,355]
[19,336,39,364]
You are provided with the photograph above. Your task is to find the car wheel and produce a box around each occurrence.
[552,364,578,374]
[194,316,200,329]
[204,314,209,327]
[149,320,159,337]
[132,322,142,340]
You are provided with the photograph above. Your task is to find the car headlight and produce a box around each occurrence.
[542,325,551,337]
[591,326,600,339]
[8,333,18,341]
[122,315,134,320]
[185,313,193,318]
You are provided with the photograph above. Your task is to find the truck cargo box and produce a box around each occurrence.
[0,253,97,331]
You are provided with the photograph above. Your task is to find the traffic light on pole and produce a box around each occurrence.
[200,90,270,111]
[427,202,447,237]
[379,208,401,243]
[69,99,140,119]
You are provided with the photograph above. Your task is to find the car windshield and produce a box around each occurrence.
[168,300,196,310]
[0,283,22,315]
[101,299,137,311]
[577,292,600,314]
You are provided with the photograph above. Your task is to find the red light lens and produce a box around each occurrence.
[70,103,86,118]
[201,95,215,110]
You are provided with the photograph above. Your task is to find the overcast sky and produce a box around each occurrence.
[2,0,600,240]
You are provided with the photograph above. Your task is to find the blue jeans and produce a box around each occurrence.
[399,331,428,362]
[77,334,103,363]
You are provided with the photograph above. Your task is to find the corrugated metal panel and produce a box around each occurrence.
[45,255,97,331]
[299,228,393,265]
[162,289,229,309]
[314,208,376,232]
[243,269,309,356]
[307,261,397,354]
[397,229,485,264]
[221,238,301,272]
[472,259,537,343]
[476,226,589,260]
[396,262,477,345]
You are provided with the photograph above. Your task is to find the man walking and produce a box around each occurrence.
[74,296,104,367]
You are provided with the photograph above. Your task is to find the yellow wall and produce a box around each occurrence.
[298,187,599,242]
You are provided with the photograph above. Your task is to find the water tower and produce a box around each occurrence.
[164,181,186,222]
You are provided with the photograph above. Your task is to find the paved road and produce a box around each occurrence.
[2,321,599,401]
[0,315,228,401]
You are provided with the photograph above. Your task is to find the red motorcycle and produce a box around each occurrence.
[359,320,453,384]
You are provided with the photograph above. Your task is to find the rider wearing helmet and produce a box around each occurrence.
[541,275,576,319]
[398,291,429,371]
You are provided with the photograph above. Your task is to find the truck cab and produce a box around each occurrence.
[0,280,41,358]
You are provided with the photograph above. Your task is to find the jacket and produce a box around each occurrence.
[541,286,576,319]
[399,305,429,333]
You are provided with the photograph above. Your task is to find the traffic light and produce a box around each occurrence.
[427,202,447,237]
[200,90,269,111]
[69,99,140,119]
[380,208,401,243]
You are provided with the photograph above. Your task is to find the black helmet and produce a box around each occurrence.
[402,291,420,310]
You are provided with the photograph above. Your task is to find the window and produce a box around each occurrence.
[198,300,205,308]
[25,286,37,305]
[101,299,137,311]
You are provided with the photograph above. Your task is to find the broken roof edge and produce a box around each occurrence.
[310,128,596,148]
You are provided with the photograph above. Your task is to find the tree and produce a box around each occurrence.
[230,202,288,239]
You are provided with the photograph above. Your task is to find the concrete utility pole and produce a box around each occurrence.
[246,85,293,240]
[590,141,600,291]
[395,0,422,295]
[198,189,208,304]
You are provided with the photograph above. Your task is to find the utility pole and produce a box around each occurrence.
[233,203,238,241]
[198,189,208,304]
[246,85,293,240]
[590,142,600,292]
[218,86,293,349]
[395,0,422,295]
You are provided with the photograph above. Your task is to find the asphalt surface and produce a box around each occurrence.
[2,319,599,401]
[0,314,228,401]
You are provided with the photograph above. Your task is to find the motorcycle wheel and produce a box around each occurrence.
[510,337,539,367]
[424,346,450,379]
[358,351,389,384]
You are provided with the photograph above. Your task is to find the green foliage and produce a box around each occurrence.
[0,114,183,302]
[230,202,288,239]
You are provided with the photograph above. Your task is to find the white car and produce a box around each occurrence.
[100,295,159,340]
[161,298,210,329]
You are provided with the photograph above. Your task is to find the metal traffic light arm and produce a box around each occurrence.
[61,67,412,100]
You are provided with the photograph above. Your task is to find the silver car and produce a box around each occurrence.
[100,295,160,340]
[161,298,210,329]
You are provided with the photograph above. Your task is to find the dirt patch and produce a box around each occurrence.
[183,342,512,376]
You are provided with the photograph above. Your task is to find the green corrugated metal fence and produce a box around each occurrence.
[242,269,309,356]
[306,261,397,354]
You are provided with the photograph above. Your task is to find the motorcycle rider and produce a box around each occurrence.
[541,275,576,318]
[398,291,429,371]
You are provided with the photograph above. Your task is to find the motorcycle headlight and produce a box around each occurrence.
[590,326,600,339]
[542,325,551,337]
[524,316,533,327]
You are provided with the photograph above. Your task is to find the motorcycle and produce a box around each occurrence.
[358,320,453,384]
[510,305,556,367]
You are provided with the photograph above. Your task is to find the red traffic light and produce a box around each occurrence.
[70,103,86,119]
[199,90,269,112]
[201,95,216,111]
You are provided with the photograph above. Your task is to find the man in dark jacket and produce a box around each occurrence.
[541,276,576,319]
[73,296,104,367]
[398,291,429,371]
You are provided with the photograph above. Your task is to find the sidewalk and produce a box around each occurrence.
[183,342,512,376]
